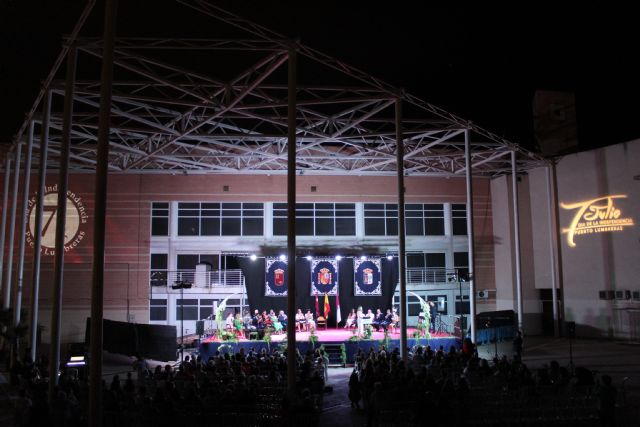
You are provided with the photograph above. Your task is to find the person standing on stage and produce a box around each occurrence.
[428,301,438,333]
[356,306,364,336]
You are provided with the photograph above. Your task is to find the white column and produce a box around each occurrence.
[511,150,523,331]
[14,121,35,326]
[464,129,476,343]
[3,143,22,309]
[546,164,561,337]
[0,156,12,300]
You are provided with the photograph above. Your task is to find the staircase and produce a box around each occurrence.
[322,343,345,367]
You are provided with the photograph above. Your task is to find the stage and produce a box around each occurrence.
[198,328,461,363]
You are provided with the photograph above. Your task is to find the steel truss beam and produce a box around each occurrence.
[8,2,547,177]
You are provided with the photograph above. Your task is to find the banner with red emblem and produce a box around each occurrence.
[354,257,381,295]
[311,259,338,296]
[265,258,288,296]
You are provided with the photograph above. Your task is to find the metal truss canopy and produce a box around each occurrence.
[10,1,547,177]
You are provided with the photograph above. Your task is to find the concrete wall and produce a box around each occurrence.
[493,139,640,338]
[1,172,494,344]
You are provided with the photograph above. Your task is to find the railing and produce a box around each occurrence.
[150,269,245,288]
[150,267,455,288]
[406,268,459,285]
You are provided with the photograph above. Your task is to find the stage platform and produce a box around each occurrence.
[198,328,461,363]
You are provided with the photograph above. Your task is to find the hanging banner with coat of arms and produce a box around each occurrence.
[265,258,288,296]
[311,259,338,296]
[354,257,382,295]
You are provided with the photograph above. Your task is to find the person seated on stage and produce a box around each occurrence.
[372,309,385,332]
[262,311,272,329]
[278,310,288,331]
[382,308,393,331]
[234,313,244,337]
[253,309,264,330]
[225,312,235,332]
[391,307,399,333]
[365,309,374,322]
[295,308,306,332]
[243,310,256,331]
[269,311,283,334]
[305,309,316,331]
[344,309,356,329]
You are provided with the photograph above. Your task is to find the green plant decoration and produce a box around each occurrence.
[379,329,391,350]
[340,344,347,365]
[264,328,272,352]
[308,331,318,348]
[363,325,373,340]
[348,335,360,342]
[409,291,432,339]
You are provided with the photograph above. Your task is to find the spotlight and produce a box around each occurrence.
[360,255,367,261]
[279,254,286,261]
[306,255,313,261]
[335,255,342,261]
[250,254,257,261]
[387,255,393,260]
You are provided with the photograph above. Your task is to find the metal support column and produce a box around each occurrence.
[3,142,22,309]
[0,156,12,300]
[49,44,76,403]
[286,41,297,399]
[395,97,407,363]
[464,129,477,343]
[511,151,523,331]
[14,121,35,328]
[546,164,561,337]
[90,1,117,425]
[30,90,51,360]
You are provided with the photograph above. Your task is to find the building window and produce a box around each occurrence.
[273,203,356,236]
[406,252,446,282]
[177,254,219,270]
[177,202,264,236]
[454,252,469,279]
[151,202,169,236]
[150,299,167,321]
[452,204,467,235]
[150,254,168,286]
[199,299,217,320]
[176,299,199,321]
[364,203,398,236]
[406,204,445,236]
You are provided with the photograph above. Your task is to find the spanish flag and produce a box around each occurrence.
[324,293,330,319]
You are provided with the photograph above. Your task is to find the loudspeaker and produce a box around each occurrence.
[565,321,575,338]
[195,320,205,336]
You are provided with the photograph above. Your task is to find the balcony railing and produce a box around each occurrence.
[150,269,244,288]
[406,268,460,285]
[150,267,458,289]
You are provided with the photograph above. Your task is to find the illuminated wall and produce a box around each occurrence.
[492,139,640,338]
[0,173,494,344]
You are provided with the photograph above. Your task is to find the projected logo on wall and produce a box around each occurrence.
[560,195,634,248]
[26,184,88,255]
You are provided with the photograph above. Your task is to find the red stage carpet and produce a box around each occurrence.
[203,328,454,343]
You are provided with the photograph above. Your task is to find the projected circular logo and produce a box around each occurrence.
[26,184,88,255]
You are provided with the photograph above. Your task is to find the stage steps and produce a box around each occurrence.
[321,343,345,367]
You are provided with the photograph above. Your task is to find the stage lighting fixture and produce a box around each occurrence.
[360,255,367,261]
[279,254,286,261]
[250,254,257,261]
[306,255,313,261]
[387,255,393,260]
[335,255,342,261]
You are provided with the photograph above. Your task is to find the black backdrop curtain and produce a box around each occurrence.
[238,256,398,327]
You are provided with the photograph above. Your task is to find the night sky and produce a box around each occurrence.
[1,0,639,152]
